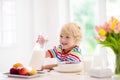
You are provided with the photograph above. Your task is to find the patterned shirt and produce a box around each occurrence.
[47,45,82,62]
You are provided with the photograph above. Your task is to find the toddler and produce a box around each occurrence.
[37,22,82,70]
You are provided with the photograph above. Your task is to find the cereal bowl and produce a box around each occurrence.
[54,62,83,73]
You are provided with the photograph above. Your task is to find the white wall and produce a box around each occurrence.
[33,0,70,49]
[0,0,33,72]
[33,0,60,49]
[0,0,69,72]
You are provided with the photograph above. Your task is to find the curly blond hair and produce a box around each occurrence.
[61,22,82,45]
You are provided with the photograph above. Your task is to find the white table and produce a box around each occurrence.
[0,70,113,80]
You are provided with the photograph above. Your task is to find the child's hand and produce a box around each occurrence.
[36,35,48,48]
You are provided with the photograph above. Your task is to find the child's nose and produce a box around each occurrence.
[61,38,67,42]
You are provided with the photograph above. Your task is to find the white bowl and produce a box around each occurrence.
[54,62,83,73]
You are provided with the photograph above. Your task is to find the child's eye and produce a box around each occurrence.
[60,35,62,38]
[66,36,70,38]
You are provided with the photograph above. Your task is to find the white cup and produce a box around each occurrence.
[82,56,93,74]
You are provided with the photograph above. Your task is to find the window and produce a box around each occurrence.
[0,0,16,47]
[106,0,120,19]
[70,0,120,69]
[70,0,120,54]
[70,0,98,54]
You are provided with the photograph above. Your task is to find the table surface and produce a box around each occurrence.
[0,70,114,80]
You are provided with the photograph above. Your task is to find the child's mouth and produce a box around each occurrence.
[61,43,68,46]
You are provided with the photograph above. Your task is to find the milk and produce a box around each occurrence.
[29,43,45,70]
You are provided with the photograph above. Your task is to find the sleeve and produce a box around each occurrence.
[47,50,54,58]
[47,46,58,58]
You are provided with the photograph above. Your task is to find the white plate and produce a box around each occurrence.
[4,73,42,79]
[53,66,82,73]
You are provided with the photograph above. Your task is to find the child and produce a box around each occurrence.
[37,22,82,70]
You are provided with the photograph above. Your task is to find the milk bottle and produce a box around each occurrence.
[29,43,45,70]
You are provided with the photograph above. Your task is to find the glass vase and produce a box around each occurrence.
[115,54,120,75]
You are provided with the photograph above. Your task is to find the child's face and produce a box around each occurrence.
[59,34,76,51]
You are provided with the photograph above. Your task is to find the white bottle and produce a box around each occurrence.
[29,43,45,70]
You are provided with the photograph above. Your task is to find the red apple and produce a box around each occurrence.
[17,67,29,75]
[10,67,18,74]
